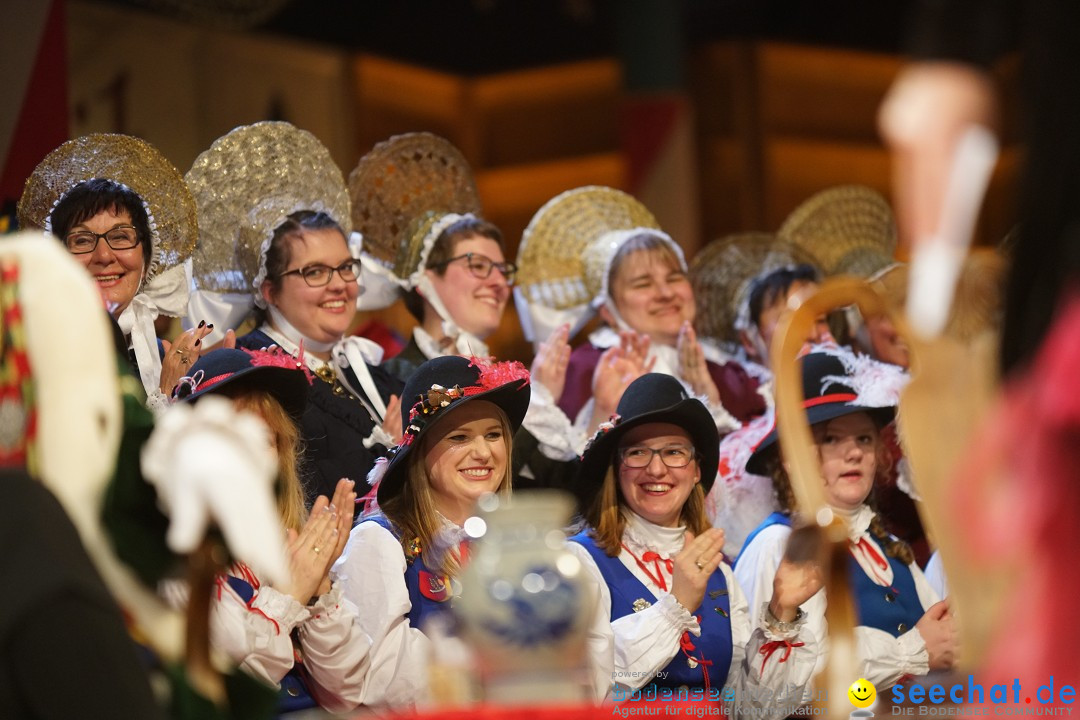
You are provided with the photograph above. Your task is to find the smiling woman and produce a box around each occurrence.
[568,372,821,713]
[514,187,765,447]
[734,347,958,700]
[347,133,511,383]
[334,354,530,707]
[185,121,404,508]
[17,134,199,410]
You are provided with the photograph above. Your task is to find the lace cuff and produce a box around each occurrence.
[145,389,172,418]
[658,593,701,637]
[363,424,395,450]
[308,582,345,617]
[760,602,808,641]
[251,585,311,632]
[706,399,741,435]
[898,626,931,676]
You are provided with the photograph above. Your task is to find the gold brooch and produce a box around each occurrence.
[314,365,335,385]
[632,598,652,612]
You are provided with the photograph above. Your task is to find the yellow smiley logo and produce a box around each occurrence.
[847,678,876,708]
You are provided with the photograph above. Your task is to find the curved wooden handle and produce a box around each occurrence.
[768,275,911,716]
[770,276,908,524]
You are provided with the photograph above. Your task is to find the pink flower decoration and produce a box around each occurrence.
[243,346,314,384]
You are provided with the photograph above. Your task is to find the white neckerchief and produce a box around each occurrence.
[622,510,687,559]
[414,272,490,358]
[835,503,895,587]
[117,294,160,396]
[116,261,189,398]
[434,512,470,544]
[259,322,390,439]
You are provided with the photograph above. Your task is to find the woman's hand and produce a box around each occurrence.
[767,557,823,622]
[159,321,214,395]
[677,321,721,407]
[313,478,357,597]
[589,332,655,430]
[381,394,402,445]
[915,599,958,670]
[204,328,237,352]
[283,480,357,604]
[670,528,726,613]
[531,323,571,401]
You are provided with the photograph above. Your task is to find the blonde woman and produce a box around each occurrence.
[335,355,533,707]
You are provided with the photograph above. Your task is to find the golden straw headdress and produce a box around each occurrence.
[185,121,351,318]
[690,232,819,353]
[348,132,480,292]
[777,184,897,278]
[17,133,197,283]
[186,121,351,297]
[19,134,198,401]
[514,186,673,345]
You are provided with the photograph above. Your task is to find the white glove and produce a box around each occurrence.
[141,396,289,587]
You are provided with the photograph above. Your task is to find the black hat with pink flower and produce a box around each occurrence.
[370,355,531,505]
[173,347,313,421]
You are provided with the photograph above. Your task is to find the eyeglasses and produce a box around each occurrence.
[618,444,696,469]
[64,225,141,254]
[278,259,361,287]
[432,253,517,285]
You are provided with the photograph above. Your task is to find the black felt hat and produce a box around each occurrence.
[576,373,719,507]
[745,349,897,476]
[372,355,531,506]
[173,347,312,421]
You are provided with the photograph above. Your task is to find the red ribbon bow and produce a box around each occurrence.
[758,638,805,674]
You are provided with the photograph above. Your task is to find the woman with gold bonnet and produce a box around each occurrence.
[185,121,403,508]
[349,132,579,490]
[18,134,204,413]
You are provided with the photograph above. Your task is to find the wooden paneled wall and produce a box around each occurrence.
[350,44,1020,362]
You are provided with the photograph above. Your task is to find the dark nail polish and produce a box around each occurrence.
[198,320,205,328]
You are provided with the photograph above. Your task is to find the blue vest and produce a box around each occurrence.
[849,549,923,638]
[570,532,733,690]
[735,512,923,638]
[364,515,454,629]
[223,575,316,714]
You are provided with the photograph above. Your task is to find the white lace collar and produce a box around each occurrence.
[412,326,446,361]
[831,503,875,543]
[622,510,686,558]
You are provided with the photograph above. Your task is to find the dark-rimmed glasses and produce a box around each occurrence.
[431,253,517,285]
[618,444,696,469]
[65,225,141,255]
[278,259,361,287]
